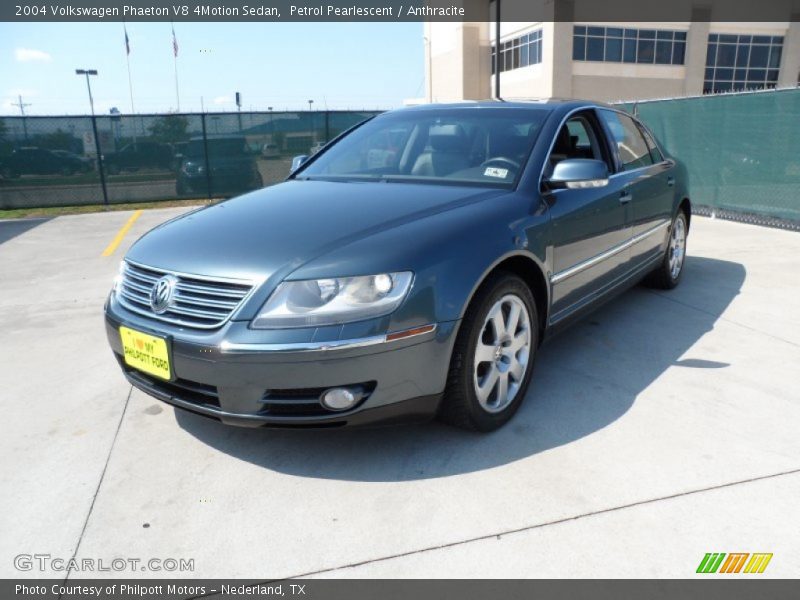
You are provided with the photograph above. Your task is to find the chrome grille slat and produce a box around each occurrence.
[165,304,228,320]
[117,261,255,329]
[123,279,150,294]
[126,267,159,284]
[120,287,149,306]
[174,281,250,298]
[173,291,239,309]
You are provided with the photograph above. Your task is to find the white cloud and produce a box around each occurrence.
[213,96,231,105]
[14,48,52,62]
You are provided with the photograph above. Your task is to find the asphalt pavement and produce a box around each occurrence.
[1,208,798,579]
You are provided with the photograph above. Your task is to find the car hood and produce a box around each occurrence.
[126,180,508,283]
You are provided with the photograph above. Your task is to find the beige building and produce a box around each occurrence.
[424,19,800,102]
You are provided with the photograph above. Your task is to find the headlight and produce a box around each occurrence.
[111,261,124,295]
[251,272,413,329]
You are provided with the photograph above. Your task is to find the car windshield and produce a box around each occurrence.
[298,107,549,187]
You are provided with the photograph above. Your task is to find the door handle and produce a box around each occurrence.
[667,176,675,187]
[619,191,633,204]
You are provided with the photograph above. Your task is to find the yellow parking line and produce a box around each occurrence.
[101,210,143,257]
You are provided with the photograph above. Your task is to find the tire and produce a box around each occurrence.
[646,210,688,290]
[439,272,539,432]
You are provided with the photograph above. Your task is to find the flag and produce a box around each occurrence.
[124,24,130,55]
[172,24,178,57]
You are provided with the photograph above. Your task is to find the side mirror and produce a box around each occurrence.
[290,155,309,173]
[546,159,609,189]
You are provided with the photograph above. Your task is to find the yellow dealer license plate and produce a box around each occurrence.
[119,326,171,380]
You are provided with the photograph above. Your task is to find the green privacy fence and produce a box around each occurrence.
[0,110,380,210]
[622,88,800,225]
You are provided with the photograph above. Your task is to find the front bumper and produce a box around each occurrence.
[105,300,458,428]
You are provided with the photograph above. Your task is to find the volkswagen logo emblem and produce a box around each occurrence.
[149,275,177,314]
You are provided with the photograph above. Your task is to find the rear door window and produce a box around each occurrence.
[598,110,654,171]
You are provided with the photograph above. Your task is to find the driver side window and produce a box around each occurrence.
[548,113,606,171]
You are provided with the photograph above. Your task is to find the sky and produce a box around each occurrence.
[0,22,424,115]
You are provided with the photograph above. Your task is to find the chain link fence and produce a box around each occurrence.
[622,88,800,227]
[2,92,799,227]
[0,110,380,209]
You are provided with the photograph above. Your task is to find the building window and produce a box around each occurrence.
[491,29,543,75]
[704,33,783,93]
[573,26,686,65]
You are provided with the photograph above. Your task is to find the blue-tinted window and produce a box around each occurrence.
[655,40,672,64]
[717,44,736,67]
[704,32,785,93]
[492,28,543,74]
[749,45,769,68]
[606,37,622,62]
[574,26,687,65]
[587,36,604,61]
[638,39,655,63]
[736,45,750,67]
[623,39,637,62]
[768,46,782,68]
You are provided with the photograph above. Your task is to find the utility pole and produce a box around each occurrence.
[12,95,31,141]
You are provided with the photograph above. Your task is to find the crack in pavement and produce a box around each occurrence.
[282,467,800,580]
[58,385,133,594]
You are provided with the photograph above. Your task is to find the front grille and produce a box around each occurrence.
[117,261,254,329]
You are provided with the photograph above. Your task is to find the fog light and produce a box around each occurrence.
[321,387,357,411]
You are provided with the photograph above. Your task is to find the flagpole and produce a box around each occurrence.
[123,21,137,145]
[125,52,135,113]
[172,22,181,111]
[124,22,135,113]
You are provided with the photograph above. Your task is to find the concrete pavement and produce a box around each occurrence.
[1,209,798,579]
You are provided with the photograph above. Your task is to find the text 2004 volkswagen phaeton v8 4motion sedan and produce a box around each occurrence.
[105,100,690,432]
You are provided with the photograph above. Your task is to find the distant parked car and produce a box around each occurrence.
[176,135,263,196]
[104,142,173,175]
[261,143,280,159]
[0,147,91,178]
[52,150,94,172]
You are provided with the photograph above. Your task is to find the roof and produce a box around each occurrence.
[396,99,613,113]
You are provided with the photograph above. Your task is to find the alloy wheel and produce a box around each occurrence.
[473,294,531,414]
[669,216,686,280]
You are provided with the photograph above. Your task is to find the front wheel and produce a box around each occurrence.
[439,273,538,432]
[646,211,688,289]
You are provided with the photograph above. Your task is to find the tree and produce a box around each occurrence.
[33,129,80,152]
[148,114,189,144]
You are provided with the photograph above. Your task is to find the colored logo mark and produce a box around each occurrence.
[697,553,773,574]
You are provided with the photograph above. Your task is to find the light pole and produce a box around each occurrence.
[308,99,314,111]
[76,69,109,205]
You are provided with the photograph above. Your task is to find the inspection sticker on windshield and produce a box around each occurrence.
[484,167,509,178]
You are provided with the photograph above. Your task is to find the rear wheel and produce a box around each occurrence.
[439,273,538,432]
[646,211,688,289]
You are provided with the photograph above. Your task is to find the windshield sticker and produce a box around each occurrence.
[484,167,509,178]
